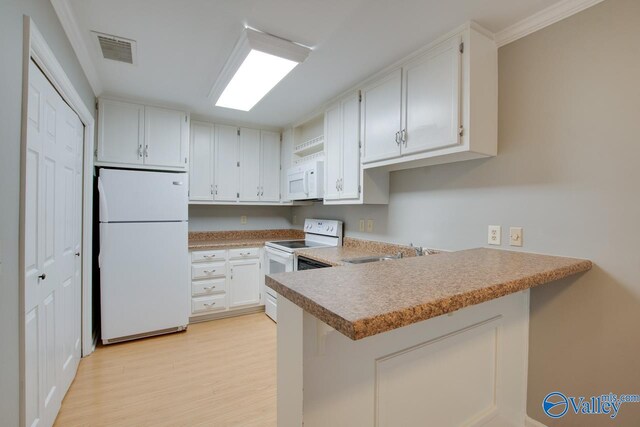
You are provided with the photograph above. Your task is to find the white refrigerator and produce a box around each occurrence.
[98,168,189,344]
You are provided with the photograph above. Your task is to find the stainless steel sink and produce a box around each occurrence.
[341,255,402,265]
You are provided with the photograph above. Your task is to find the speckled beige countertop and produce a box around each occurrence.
[296,237,425,266]
[188,229,304,250]
[266,248,592,340]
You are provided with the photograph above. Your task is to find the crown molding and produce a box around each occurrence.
[50,0,103,95]
[495,0,605,47]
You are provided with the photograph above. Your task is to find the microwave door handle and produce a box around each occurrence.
[304,171,310,196]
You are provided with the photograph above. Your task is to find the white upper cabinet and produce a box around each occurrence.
[144,106,189,168]
[360,69,402,164]
[260,130,281,202]
[239,128,261,201]
[215,124,240,202]
[361,23,497,171]
[97,98,144,165]
[189,121,214,201]
[280,129,294,203]
[97,98,189,171]
[324,93,389,205]
[402,35,461,155]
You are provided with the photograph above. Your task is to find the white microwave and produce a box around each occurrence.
[287,161,324,200]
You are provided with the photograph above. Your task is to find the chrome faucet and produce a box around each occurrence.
[410,243,425,256]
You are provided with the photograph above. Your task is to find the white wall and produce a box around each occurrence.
[294,1,640,425]
[189,205,293,232]
[0,1,94,425]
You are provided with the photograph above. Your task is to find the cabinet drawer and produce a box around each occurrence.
[192,294,227,314]
[192,278,227,297]
[191,249,226,263]
[191,262,226,280]
[228,247,259,260]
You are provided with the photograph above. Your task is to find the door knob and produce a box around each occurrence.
[75,252,80,257]
[38,273,46,280]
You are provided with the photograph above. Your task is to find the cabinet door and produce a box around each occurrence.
[97,98,144,165]
[402,36,461,155]
[340,94,361,200]
[144,106,188,168]
[189,122,214,201]
[239,128,261,201]
[260,131,281,202]
[280,129,293,203]
[214,125,239,201]
[323,102,342,201]
[229,259,260,307]
[361,69,402,163]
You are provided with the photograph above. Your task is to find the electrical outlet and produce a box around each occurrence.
[510,227,523,247]
[240,215,247,225]
[366,219,374,233]
[488,225,501,245]
[359,219,365,232]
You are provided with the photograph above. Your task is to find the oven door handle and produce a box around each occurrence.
[265,246,295,263]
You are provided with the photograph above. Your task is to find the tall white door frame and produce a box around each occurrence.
[19,15,96,426]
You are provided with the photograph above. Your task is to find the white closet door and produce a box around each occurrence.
[25,60,82,427]
[340,94,361,200]
[361,69,402,163]
[260,130,281,202]
[402,36,462,155]
[238,128,261,201]
[214,124,239,201]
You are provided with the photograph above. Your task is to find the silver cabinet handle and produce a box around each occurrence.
[210,184,214,195]
[204,302,216,307]
[138,144,143,158]
[261,187,264,197]
[230,268,234,280]
[395,131,400,145]
[203,269,216,274]
[341,179,344,191]
[203,285,217,290]
[214,184,218,195]
[401,129,407,146]
[257,186,260,196]
[144,144,149,158]
[336,179,339,191]
[203,254,216,259]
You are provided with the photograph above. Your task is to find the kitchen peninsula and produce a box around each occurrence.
[266,248,591,427]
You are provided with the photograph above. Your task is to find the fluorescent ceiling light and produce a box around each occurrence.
[210,28,311,112]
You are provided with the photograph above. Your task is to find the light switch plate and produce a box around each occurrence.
[240,215,247,225]
[510,227,523,247]
[359,219,365,232]
[488,225,501,245]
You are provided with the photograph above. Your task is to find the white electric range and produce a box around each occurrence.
[263,218,343,321]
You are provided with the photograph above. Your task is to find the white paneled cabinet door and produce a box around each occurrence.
[144,106,188,168]
[260,130,281,202]
[229,259,261,307]
[189,122,214,201]
[239,128,261,201]
[25,60,82,427]
[403,36,462,155]
[280,129,293,203]
[361,69,402,163]
[323,103,342,201]
[215,124,239,201]
[340,94,361,199]
[97,98,144,165]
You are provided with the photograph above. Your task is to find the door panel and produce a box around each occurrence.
[214,124,239,201]
[97,98,144,165]
[239,128,261,201]
[144,106,187,168]
[323,103,342,201]
[361,69,402,163]
[403,36,461,155]
[229,260,260,307]
[189,122,214,201]
[341,94,361,200]
[260,130,281,202]
[25,60,83,427]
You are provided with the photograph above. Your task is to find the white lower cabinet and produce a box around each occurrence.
[189,247,263,319]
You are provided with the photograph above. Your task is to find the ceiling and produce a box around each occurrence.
[60,0,563,128]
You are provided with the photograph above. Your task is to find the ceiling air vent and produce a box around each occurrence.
[92,31,137,64]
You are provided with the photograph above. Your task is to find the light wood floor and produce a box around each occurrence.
[54,313,277,427]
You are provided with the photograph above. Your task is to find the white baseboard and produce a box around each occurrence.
[189,306,265,323]
[525,416,548,427]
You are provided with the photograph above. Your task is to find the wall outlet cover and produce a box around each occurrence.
[240,215,247,225]
[359,219,365,232]
[366,219,374,233]
[488,225,501,245]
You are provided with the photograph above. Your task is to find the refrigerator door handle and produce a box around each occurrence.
[98,176,109,223]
